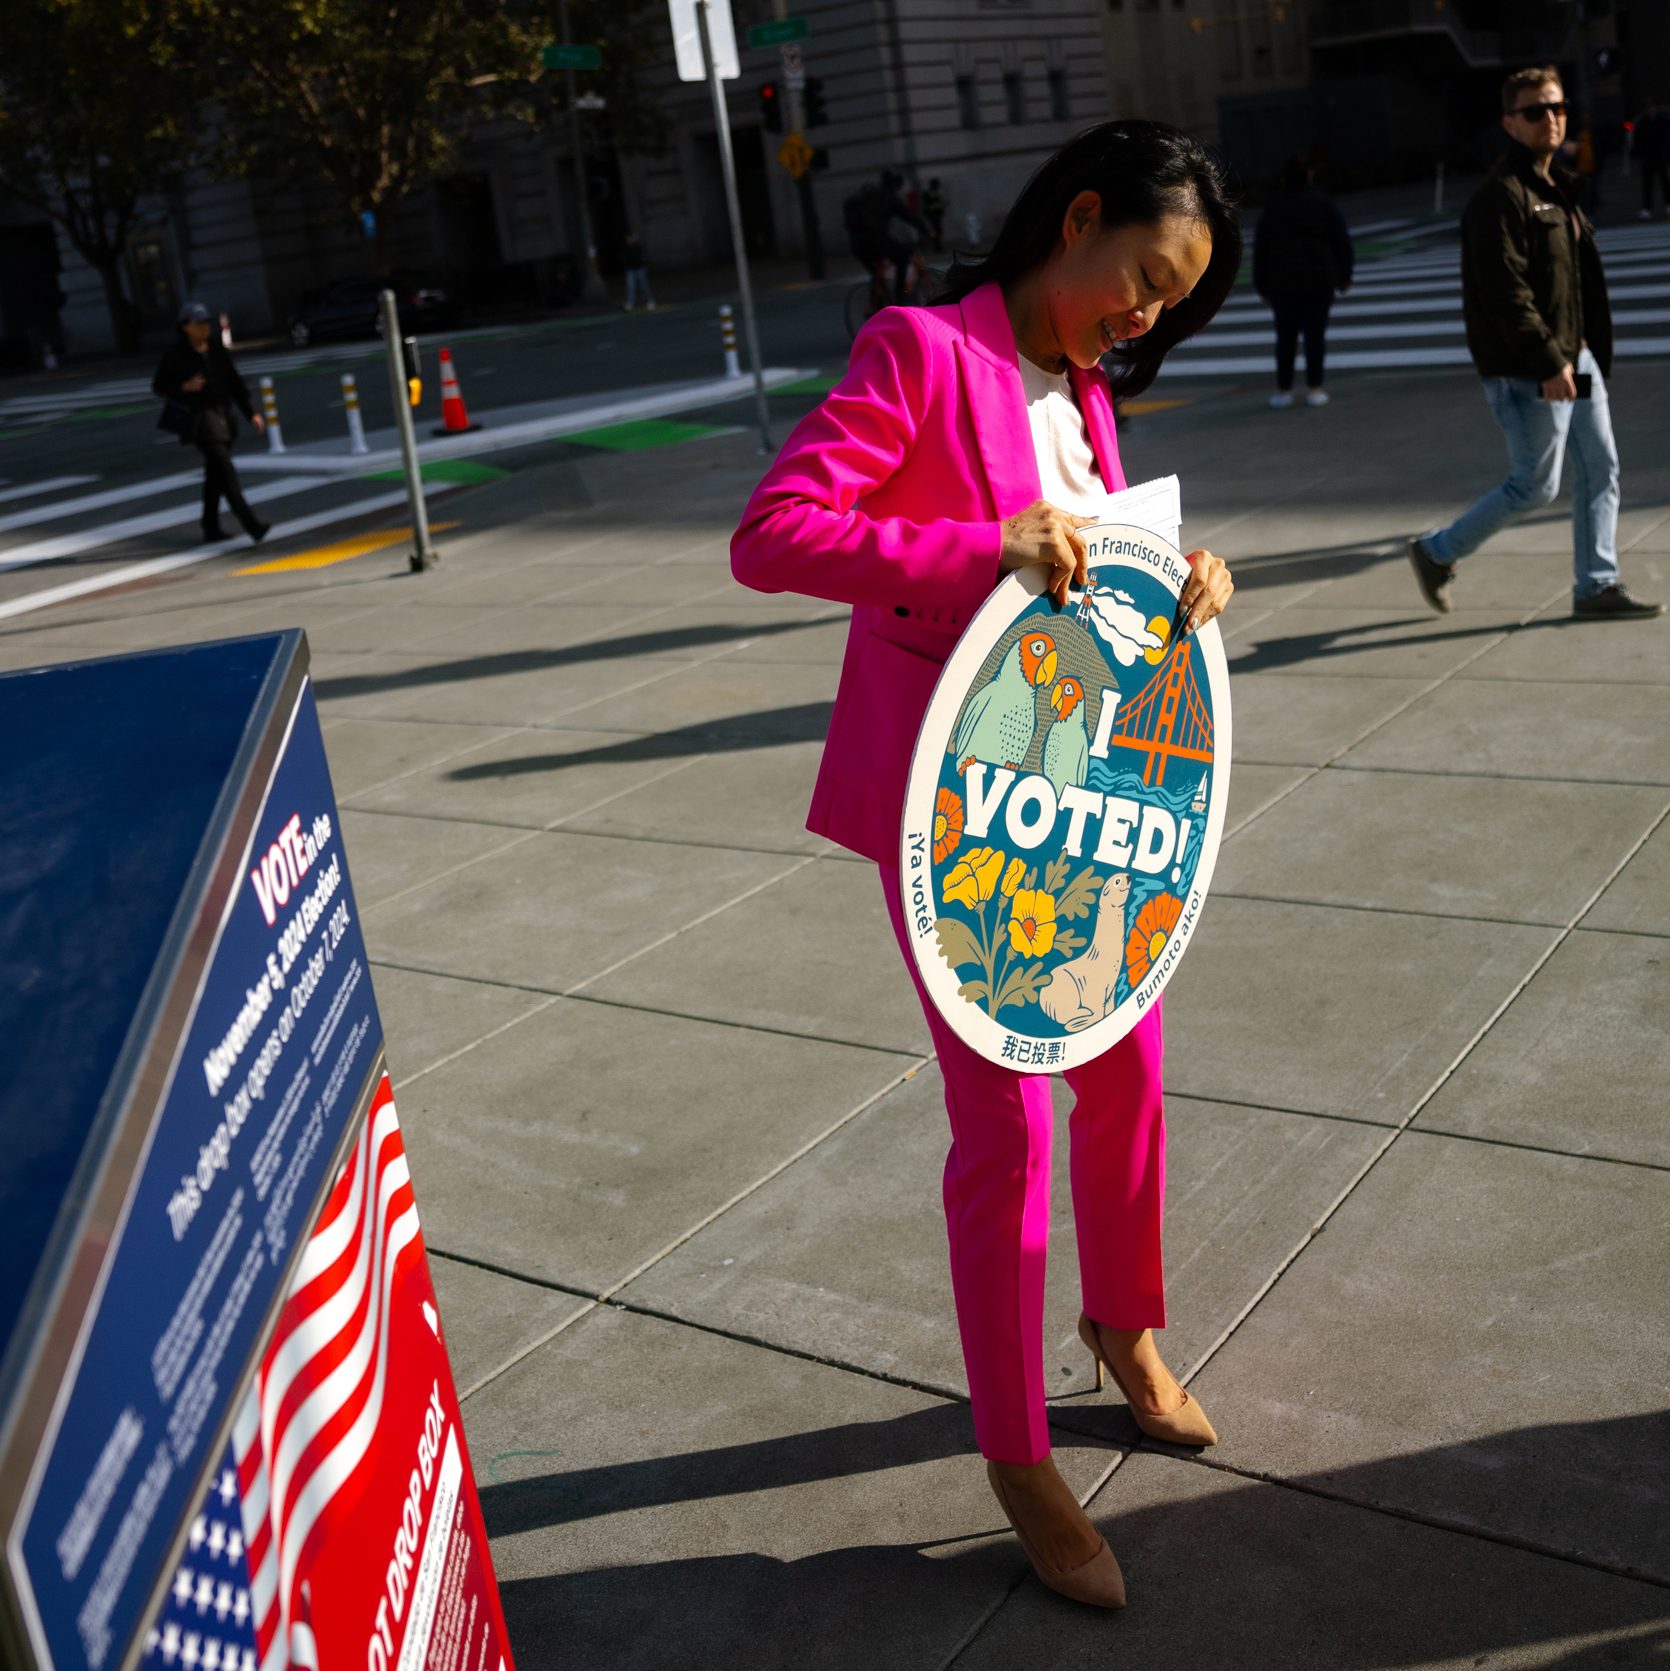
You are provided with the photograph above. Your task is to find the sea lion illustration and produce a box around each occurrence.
[1038,872,1131,1032]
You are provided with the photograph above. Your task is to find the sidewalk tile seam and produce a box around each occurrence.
[368,952,930,1063]
[1400,1118,1670,1176]
[1324,759,1670,792]
[1159,1450,1670,1594]
[446,1056,936,1404]
[328,722,532,802]
[1171,914,1580,1397]
[1206,886,1596,933]
[561,852,820,998]
[387,984,562,1092]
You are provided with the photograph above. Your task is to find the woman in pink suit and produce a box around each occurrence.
[731,123,1240,1609]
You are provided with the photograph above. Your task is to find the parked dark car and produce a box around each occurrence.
[287,274,456,348]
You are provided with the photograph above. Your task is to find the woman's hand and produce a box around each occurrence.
[181,373,206,392]
[999,500,1097,608]
[1178,549,1234,633]
[251,412,265,432]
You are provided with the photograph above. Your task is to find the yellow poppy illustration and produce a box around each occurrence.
[1000,857,1026,897]
[1008,888,1058,957]
[1125,891,1183,984]
[943,845,1005,909]
[933,786,965,864]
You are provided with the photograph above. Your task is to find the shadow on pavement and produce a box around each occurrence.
[445,703,836,775]
[481,1411,1670,1671]
[310,615,846,703]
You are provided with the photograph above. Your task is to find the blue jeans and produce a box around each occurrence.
[1426,346,1620,600]
[624,268,654,308]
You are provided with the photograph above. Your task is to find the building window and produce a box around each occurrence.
[1048,68,1069,120]
[957,74,981,129]
[1003,71,1025,124]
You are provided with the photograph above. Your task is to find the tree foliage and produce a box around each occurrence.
[0,0,200,350]
[197,0,674,269]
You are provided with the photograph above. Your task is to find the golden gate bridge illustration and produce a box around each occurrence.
[1103,638,1214,787]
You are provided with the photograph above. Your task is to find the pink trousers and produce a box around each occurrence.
[880,864,1168,1465]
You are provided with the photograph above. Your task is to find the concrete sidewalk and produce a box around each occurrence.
[4,363,1668,1667]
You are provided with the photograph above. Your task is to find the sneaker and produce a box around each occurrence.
[1573,584,1664,619]
[201,525,231,543]
[1305,388,1329,407]
[1268,391,1294,409]
[248,522,271,545]
[1407,535,1456,614]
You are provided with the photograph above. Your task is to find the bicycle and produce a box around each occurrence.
[843,253,942,340]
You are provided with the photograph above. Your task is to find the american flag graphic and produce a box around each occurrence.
[233,1079,419,1671]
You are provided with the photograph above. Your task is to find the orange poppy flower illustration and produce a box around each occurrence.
[1125,891,1183,985]
[1008,888,1058,957]
[1000,857,1026,897]
[933,787,965,863]
[942,846,1006,909]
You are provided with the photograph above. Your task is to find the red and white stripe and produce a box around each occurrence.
[231,1082,421,1671]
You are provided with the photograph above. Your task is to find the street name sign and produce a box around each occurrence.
[541,42,602,70]
[748,16,809,47]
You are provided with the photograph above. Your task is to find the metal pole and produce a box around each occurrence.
[558,0,605,303]
[773,0,825,280]
[380,289,438,571]
[697,0,773,453]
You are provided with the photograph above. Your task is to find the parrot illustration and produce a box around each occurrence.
[1042,677,1090,795]
[953,630,1058,772]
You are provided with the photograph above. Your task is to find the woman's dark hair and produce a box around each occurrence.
[939,120,1241,401]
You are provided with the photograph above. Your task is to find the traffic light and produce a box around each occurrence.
[803,75,827,128]
[759,80,783,133]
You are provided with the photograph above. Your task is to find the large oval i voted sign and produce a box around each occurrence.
[899,523,1232,1071]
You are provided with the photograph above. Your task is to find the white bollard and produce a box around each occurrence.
[341,372,369,455]
[219,310,233,350]
[260,376,285,453]
[965,210,982,247]
[719,304,741,380]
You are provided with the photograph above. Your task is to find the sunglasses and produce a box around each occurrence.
[1512,100,1568,121]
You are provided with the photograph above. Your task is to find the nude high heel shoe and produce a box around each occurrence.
[986,1461,1126,1609]
[1077,1314,1218,1447]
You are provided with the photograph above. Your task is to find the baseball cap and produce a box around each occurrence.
[178,301,213,324]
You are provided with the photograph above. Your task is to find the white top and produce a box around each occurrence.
[1016,353,1105,516]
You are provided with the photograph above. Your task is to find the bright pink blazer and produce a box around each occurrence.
[731,280,1126,865]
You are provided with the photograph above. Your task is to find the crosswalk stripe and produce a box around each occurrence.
[0,476,331,571]
[0,488,435,623]
[0,471,203,535]
[0,474,98,505]
[1178,224,1670,378]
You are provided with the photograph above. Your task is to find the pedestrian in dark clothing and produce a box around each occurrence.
[151,300,270,544]
[922,177,947,251]
[1254,156,1354,407]
[621,231,655,311]
[1631,98,1669,219]
[1409,67,1660,621]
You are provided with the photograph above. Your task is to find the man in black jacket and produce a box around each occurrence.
[1409,67,1660,620]
[152,301,270,544]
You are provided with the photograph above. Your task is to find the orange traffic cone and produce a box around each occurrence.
[433,347,480,435]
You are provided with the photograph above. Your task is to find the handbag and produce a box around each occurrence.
[157,396,197,440]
